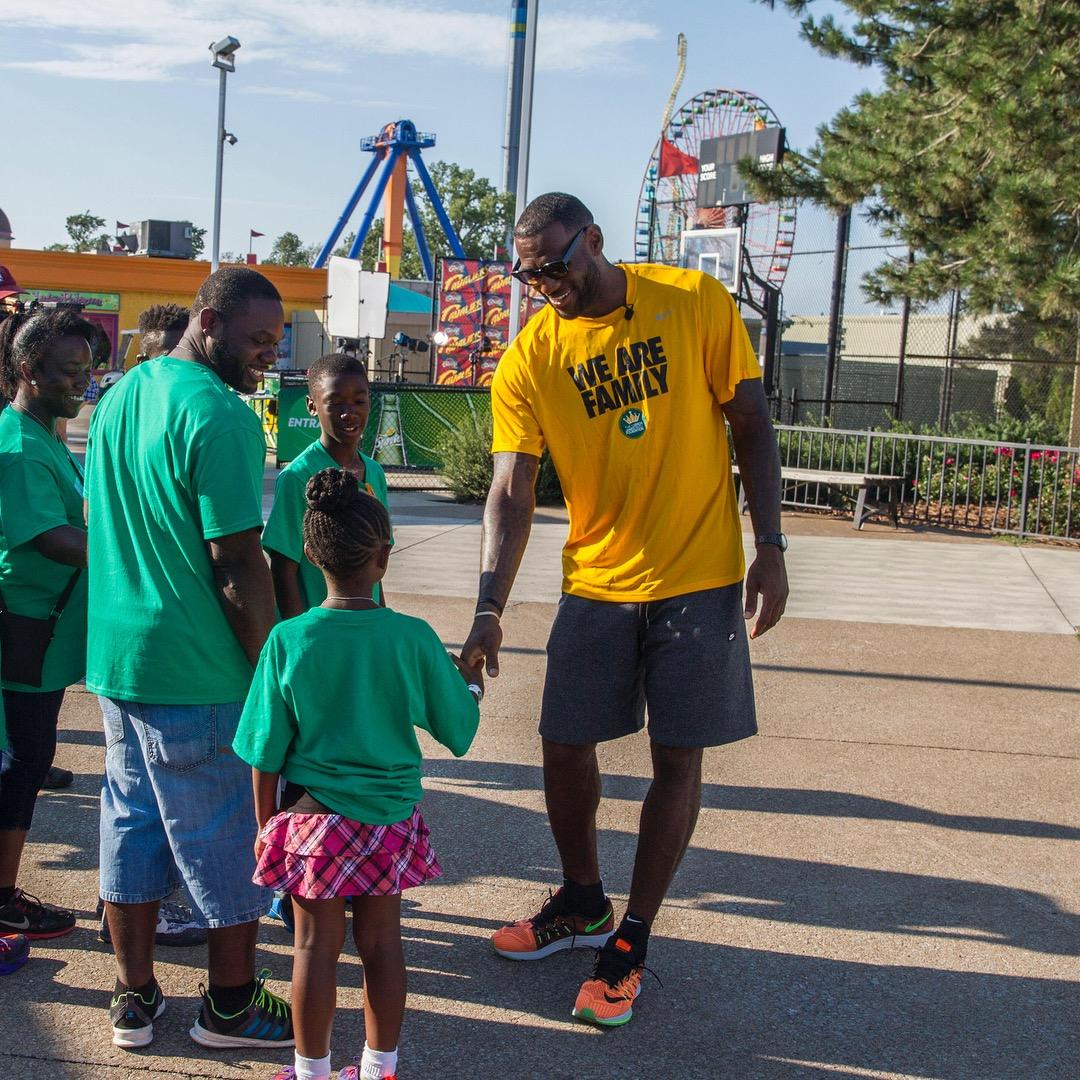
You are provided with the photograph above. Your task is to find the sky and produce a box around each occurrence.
[2,0,879,297]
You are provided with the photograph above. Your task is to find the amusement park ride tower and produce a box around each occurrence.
[312,119,466,279]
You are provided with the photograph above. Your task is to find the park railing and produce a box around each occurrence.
[773,423,1080,541]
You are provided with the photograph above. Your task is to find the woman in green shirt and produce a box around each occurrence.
[0,308,93,939]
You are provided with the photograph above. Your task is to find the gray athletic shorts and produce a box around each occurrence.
[540,584,757,749]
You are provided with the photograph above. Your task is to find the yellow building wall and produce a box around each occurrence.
[2,249,326,366]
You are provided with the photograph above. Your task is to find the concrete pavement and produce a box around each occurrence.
[2,490,1077,1079]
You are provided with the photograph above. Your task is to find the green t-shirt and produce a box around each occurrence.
[233,606,479,825]
[0,407,88,693]
[85,356,266,704]
[262,440,392,608]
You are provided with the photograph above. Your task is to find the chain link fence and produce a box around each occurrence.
[772,203,1080,446]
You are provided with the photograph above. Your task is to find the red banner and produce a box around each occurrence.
[441,259,487,293]
[485,265,512,296]
[439,290,484,325]
[435,258,547,384]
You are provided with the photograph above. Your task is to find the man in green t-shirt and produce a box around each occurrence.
[86,267,293,1052]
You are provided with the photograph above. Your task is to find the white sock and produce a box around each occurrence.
[360,1043,398,1079]
[294,1051,332,1080]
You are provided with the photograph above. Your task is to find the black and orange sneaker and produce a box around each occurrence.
[491,887,614,961]
[572,934,645,1027]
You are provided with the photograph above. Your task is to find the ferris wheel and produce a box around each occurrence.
[635,87,797,307]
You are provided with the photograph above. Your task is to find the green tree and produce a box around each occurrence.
[749,1,1080,318]
[48,211,107,252]
[190,225,207,259]
[961,313,1077,442]
[264,231,320,267]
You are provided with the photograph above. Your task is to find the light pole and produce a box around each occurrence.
[209,36,240,272]
[507,0,538,343]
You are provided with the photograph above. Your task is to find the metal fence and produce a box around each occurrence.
[772,423,1080,541]
[773,203,1080,444]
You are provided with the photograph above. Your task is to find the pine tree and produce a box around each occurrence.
[750,0,1080,318]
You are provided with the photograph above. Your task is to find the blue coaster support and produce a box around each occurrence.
[312,119,466,278]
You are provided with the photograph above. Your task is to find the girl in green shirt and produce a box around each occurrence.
[235,468,483,1080]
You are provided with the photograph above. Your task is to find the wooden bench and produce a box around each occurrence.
[733,465,903,530]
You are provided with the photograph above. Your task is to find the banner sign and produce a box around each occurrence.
[25,289,120,312]
[434,258,546,387]
[274,379,492,469]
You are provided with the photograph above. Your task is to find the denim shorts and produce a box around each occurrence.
[540,584,757,748]
[98,697,271,928]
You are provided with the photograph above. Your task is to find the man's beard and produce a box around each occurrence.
[207,335,245,390]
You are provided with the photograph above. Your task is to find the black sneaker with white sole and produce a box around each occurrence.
[110,981,166,1048]
[189,969,293,1049]
[98,899,208,947]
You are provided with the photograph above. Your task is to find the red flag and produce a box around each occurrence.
[658,138,699,178]
[250,229,265,238]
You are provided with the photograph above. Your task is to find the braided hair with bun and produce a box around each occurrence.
[303,467,391,577]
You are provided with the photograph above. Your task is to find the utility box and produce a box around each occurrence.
[119,220,195,259]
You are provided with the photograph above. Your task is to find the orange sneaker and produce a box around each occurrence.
[491,887,614,961]
[571,936,645,1027]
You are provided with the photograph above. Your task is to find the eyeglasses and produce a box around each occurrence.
[511,225,589,286]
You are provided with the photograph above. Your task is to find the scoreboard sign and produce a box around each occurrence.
[696,127,785,209]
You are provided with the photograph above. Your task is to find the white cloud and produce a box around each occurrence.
[3,1,658,82]
[240,84,331,103]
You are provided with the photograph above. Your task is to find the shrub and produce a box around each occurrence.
[437,416,566,506]
[437,415,493,502]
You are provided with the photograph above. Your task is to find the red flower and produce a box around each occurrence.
[945,456,955,466]
[1031,451,1043,461]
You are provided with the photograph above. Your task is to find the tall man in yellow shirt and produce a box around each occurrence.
[462,192,788,1027]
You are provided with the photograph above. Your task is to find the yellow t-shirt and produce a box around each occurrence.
[491,262,761,601]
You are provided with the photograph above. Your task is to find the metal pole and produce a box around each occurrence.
[508,0,539,343]
[211,66,227,272]
[822,207,850,422]
[761,284,780,400]
[502,0,528,198]
[894,251,914,421]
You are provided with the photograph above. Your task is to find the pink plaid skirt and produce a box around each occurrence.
[253,806,441,900]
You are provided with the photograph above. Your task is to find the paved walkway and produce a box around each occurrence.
[3,489,1078,1079]
[382,492,1080,635]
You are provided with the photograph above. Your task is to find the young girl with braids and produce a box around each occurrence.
[233,468,483,1080]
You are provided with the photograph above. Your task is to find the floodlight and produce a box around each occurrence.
[393,332,429,353]
[224,132,238,146]
[210,36,241,71]
[431,330,450,346]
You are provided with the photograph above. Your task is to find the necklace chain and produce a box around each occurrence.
[11,402,54,435]
[325,596,377,603]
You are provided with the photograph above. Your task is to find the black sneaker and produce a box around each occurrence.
[0,889,76,939]
[40,765,74,790]
[99,899,208,947]
[189,969,294,1048]
[110,980,166,1048]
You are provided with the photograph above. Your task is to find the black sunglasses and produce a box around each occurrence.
[511,225,589,286]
